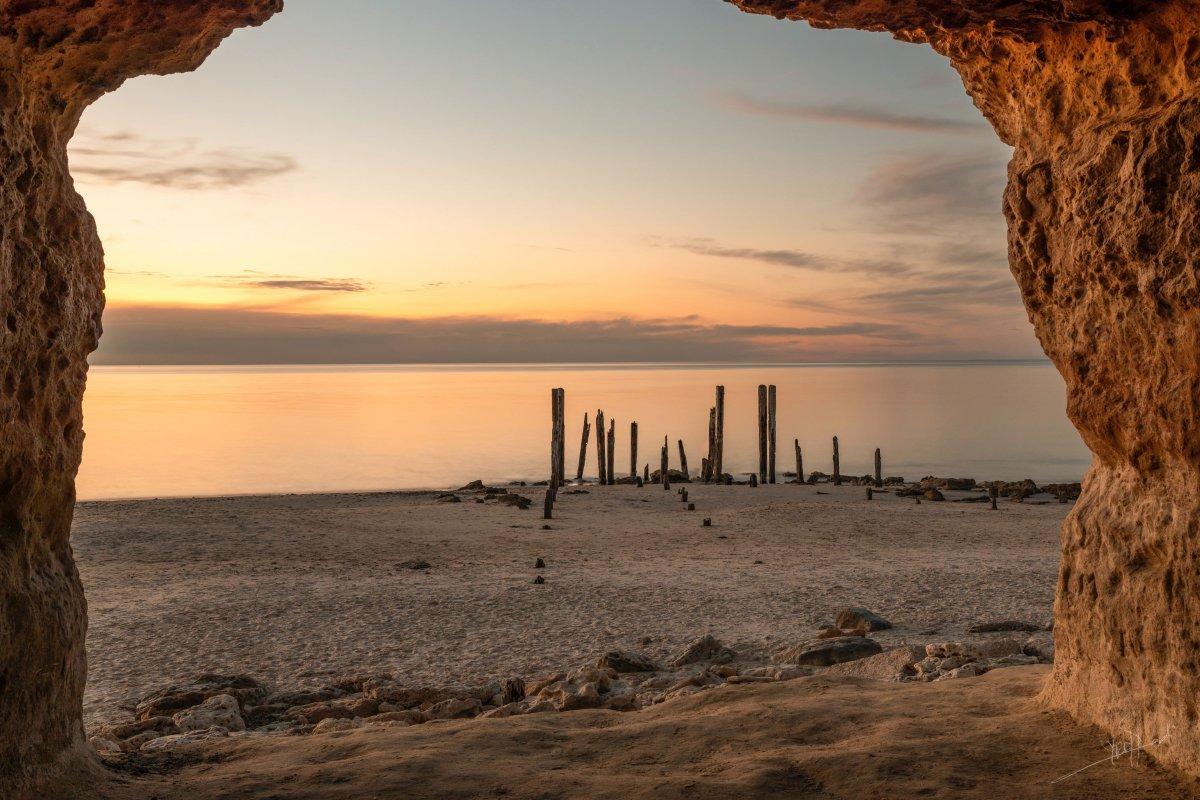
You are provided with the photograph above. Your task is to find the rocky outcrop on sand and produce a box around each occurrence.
[91,617,1059,757]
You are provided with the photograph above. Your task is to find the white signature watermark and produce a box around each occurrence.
[1051,725,1170,784]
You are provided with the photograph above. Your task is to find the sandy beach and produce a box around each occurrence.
[75,481,1066,732]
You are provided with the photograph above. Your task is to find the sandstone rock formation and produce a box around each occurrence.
[734,0,1200,775]
[4,0,1200,791]
[0,3,280,797]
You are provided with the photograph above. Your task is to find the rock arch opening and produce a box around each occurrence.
[3,0,1200,794]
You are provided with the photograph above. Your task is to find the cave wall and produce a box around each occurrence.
[0,3,280,796]
[3,0,1200,791]
[736,0,1200,772]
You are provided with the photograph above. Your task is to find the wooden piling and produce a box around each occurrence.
[543,487,554,520]
[550,388,563,491]
[989,484,999,511]
[705,407,716,483]
[757,384,768,483]
[795,439,804,484]
[643,464,649,483]
[630,422,638,478]
[874,448,882,489]
[750,474,758,488]
[661,444,671,491]
[555,388,566,486]
[768,384,777,484]
[677,439,690,481]
[575,412,591,481]
[606,419,616,486]
[832,436,841,486]
[866,486,873,501]
[714,386,725,480]
[596,410,607,486]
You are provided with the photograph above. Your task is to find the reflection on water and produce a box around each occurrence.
[77,362,1090,501]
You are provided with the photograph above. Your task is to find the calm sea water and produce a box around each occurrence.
[76,363,1091,501]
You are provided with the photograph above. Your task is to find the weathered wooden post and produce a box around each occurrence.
[750,473,758,488]
[555,388,566,486]
[866,486,873,501]
[677,439,690,482]
[705,406,716,482]
[874,448,883,489]
[714,386,725,480]
[643,464,649,483]
[543,487,554,519]
[606,419,616,486]
[768,384,777,484]
[832,436,841,486]
[550,388,563,491]
[576,412,591,482]
[661,444,671,490]
[630,421,638,478]
[596,410,607,485]
[795,439,804,484]
[700,457,710,482]
[989,483,999,510]
[757,384,768,483]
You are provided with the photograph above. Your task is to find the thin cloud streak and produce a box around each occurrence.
[70,130,298,190]
[716,91,988,136]
[242,279,367,293]
[660,237,913,277]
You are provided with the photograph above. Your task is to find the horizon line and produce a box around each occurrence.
[88,358,1054,370]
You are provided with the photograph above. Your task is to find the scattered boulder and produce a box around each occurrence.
[496,493,533,510]
[427,697,482,720]
[399,559,431,570]
[88,736,121,755]
[923,488,946,502]
[967,619,1042,633]
[823,646,923,680]
[920,476,976,491]
[139,726,231,752]
[835,607,892,632]
[535,557,546,569]
[1042,482,1082,502]
[436,493,461,503]
[458,480,485,491]
[774,636,883,667]
[173,693,245,733]
[667,635,736,669]
[134,674,265,721]
[98,716,177,741]
[312,718,362,735]
[1023,634,1055,663]
[597,649,663,674]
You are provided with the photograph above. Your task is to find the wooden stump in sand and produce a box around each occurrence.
[757,384,768,483]
[768,384,777,484]
[833,436,841,486]
[596,410,607,486]
[575,412,590,482]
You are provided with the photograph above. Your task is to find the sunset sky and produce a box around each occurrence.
[76,0,1029,364]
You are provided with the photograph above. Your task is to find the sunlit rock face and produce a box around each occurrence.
[0,3,280,796]
[738,0,1200,775]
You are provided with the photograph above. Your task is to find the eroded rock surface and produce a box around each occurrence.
[5,0,1200,790]
[0,3,280,797]
[734,0,1200,775]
